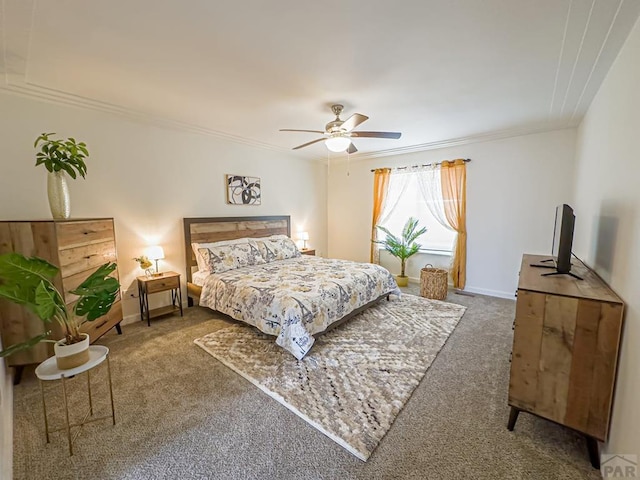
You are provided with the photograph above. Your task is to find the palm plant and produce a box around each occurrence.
[0,253,119,358]
[376,217,427,278]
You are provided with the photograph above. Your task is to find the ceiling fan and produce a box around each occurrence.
[280,104,401,154]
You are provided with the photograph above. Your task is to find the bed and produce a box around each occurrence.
[184,216,400,359]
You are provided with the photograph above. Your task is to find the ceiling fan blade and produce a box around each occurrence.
[347,143,358,154]
[340,113,369,132]
[350,131,402,139]
[292,138,326,150]
[280,129,326,134]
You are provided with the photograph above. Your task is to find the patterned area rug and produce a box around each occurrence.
[194,294,466,461]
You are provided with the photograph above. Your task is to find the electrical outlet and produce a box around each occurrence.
[121,287,138,299]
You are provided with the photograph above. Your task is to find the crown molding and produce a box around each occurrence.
[0,81,298,155]
[316,122,575,164]
[1,80,574,165]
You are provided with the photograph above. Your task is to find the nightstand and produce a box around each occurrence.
[300,249,316,256]
[137,271,183,326]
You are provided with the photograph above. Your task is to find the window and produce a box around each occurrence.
[378,174,456,253]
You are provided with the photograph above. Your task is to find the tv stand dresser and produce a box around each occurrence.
[508,254,624,469]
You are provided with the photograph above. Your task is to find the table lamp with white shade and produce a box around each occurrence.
[145,245,165,276]
[299,232,309,250]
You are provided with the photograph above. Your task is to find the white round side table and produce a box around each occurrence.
[35,345,115,455]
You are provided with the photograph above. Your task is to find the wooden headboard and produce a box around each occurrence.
[183,216,290,303]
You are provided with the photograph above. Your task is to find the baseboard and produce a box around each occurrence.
[407,277,514,300]
[463,286,515,299]
[121,301,191,326]
[121,313,140,326]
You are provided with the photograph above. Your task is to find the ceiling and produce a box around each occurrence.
[1,0,639,160]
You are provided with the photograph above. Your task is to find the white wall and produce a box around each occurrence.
[572,17,640,460]
[328,129,577,298]
[0,92,328,321]
[0,91,326,480]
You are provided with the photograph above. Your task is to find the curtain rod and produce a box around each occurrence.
[370,158,471,172]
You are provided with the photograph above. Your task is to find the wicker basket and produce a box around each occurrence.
[420,264,448,300]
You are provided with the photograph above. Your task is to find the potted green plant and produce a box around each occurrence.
[34,132,90,219]
[0,253,119,369]
[376,217,427,287]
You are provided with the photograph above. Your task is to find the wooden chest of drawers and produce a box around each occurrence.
[508,254,624,467]
[0,218,123,367]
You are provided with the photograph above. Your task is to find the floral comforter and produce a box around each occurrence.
[198,256,401,359]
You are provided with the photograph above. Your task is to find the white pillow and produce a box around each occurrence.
[198,242,265,274]
[191,238,250,272]
[249,236,300,263]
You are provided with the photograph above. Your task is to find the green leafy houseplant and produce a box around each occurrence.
[376,217,427,284]
[0,253,119,358]
[34,132,89,179]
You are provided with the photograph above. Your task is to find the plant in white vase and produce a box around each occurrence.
[34,132,90,219]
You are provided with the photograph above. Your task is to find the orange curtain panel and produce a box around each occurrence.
[370,168,391,263]
[440,159,467,289]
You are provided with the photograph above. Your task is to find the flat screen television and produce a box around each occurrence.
[552,204,575,274]
[532,204,582,280]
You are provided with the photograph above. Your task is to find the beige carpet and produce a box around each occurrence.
[194,294,466,461]
[10,285,603,479]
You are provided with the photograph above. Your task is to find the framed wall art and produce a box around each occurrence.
[226,174,261,205]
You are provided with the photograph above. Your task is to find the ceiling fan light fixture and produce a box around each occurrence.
[325,136,351,152]
[282,104,400,152]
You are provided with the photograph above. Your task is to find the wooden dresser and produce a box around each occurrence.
[0,218,123,370]
[508,254,624,468]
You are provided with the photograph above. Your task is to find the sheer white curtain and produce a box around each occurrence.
[415,165,456,233]
[374,166,457,264]
[377,172,411,226]
[372,172,410,264]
